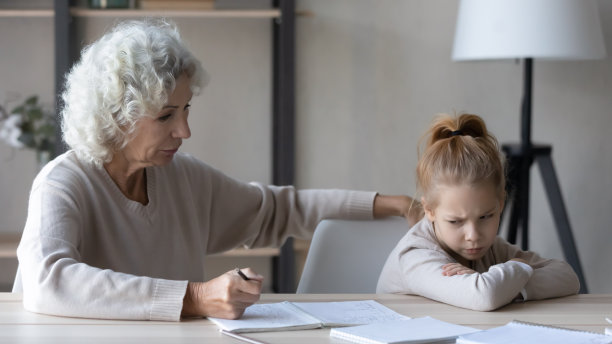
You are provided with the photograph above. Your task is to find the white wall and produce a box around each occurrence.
[295,0,612,293]
[1,0,611,292]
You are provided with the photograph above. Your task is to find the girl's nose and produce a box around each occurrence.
[464,223,479,241]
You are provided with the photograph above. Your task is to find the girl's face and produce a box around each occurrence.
[423,181,504,266]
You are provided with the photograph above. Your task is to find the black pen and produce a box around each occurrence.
[235,268,251,281]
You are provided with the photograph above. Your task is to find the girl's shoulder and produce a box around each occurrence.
[399,218,445,252]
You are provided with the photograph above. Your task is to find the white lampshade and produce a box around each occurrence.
[452,0,606,61]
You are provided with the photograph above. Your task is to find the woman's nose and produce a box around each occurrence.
[174,115,191,139]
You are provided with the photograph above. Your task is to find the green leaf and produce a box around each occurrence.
[11,105,24,115]
[25,96,38,106]
[18,132,36,149]
[36,124,56,139]
[27,108,43,121]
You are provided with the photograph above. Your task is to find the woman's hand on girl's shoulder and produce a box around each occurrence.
[372,194,424,227]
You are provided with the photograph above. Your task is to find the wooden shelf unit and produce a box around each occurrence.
[0,0,297,292]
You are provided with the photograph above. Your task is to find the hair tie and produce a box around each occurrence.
[451,130,463,137]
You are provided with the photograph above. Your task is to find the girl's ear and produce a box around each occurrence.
[421,196,435,222]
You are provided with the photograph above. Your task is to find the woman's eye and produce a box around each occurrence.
[158,114,172,122]
[480,213,494,220]
[184,104,191,110]
[447,220,459,225]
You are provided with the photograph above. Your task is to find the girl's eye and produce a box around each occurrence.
[184,104,191,110]
[480,213,494,220]
[158,114,172,122]
[447,220,459,225]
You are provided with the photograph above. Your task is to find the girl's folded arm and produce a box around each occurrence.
[399,252,534,311]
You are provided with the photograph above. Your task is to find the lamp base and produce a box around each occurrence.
[502,143,587,293]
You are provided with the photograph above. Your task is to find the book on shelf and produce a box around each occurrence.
[456,320,612,344]
[329,316,479,344]
[138,0,215,10]
[208,300,408,333]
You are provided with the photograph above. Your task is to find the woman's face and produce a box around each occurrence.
[423,181,504,266]
[122,73,193,167]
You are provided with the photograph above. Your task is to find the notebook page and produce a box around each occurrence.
[457,321,612,344]
[208,301,322,333]
[330,317,479,344]
[292,300,409,327]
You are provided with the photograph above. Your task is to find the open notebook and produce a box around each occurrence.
[457,320,612,344]
[330,316,479,344]
[208,300,408,333]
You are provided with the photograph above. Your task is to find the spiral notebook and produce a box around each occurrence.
[208,300,408,333]
[329,317,479,344]
[456,320,612,344]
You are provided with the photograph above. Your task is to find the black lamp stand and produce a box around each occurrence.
[502,58,588,293]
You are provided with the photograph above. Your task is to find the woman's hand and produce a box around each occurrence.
[182,268,264,319]
[442,263,476,276]
[373,195,424,227]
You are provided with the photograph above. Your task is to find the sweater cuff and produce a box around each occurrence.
[510,260,533,274]
[346,191,377,219]
[149,279,189,321]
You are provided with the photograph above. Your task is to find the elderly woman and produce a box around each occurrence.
[14,20,421,321]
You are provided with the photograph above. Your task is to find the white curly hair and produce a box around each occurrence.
[61,19,208,166]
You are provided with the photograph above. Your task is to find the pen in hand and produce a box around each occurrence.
[235,268,251,281]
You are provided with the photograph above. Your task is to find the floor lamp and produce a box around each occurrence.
[452,0,606,294]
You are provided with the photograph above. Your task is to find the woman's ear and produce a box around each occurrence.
[421,196,435,222]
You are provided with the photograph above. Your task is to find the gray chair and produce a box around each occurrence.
[296,217,410,293]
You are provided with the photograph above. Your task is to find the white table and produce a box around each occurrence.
[1,293,610,343]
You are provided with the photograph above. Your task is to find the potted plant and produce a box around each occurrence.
[0,95,57,170]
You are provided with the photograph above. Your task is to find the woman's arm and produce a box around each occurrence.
[373,195,424,227]
[18,182,187,321]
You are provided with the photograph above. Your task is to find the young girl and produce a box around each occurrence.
[376,114,580,311]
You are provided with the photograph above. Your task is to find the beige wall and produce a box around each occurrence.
[295,0,612,293]
[1,0,611,292]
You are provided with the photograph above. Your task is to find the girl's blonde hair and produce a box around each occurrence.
[417,113,506,207]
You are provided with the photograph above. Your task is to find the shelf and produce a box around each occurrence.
[0,9,54,17]
[0,8,281,18]
[211,247,280,258]
[0,236,19,259]
[209,240,309,258]
[70,8,281,18]
[0,237,306,259]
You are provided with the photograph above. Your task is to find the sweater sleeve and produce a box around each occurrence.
[496,240,580,300]
[198,162,377,254]
[17,181,187,321]
[394,248,534,311]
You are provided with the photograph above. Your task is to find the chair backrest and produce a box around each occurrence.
[296,217,410,293]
